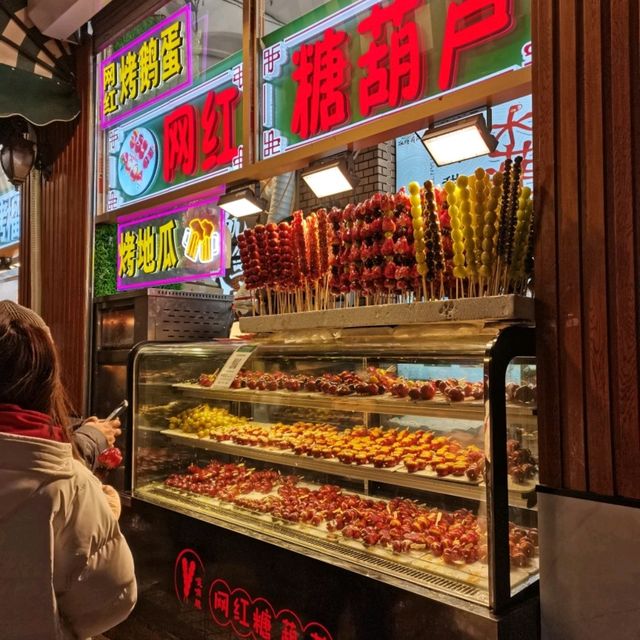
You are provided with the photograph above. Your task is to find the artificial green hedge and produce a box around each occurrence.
[93,223,182,297]
[94,223,117,297]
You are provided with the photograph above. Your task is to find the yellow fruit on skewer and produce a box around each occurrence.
[479,172,503,284]
[444,180,466,298]
[409,181,428,297]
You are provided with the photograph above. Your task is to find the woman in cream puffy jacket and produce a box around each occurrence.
[0,301,136,639]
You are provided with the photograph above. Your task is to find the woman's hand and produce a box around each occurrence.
[84,417,122,447]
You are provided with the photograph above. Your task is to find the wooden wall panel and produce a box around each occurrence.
[607,0,640,499]
[18,179,32,307]
[534,0,640,499]
[581,0,613,495]
[532,0,562,489]
[20,43,93,415]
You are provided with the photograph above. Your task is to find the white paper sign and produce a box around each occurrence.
[212,345,257,389]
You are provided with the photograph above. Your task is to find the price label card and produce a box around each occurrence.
[212,345,257,389]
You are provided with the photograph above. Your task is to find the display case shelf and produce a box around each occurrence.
[170,383,537,423]
[159,428,536,508]
[137,482,492,604]
[238,295,534,333]
[137,482,538,606]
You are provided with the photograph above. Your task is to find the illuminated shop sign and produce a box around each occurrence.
[261,0,531,159]
[174,548,334,640]
[100,5,193,129]
[0,190,20,249]
[117,192,225,290]
[106,55,243,212]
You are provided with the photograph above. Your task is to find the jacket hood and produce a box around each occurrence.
[0,432,74,520]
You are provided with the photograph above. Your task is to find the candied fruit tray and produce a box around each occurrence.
[171,383,537,422]
[136,481,538,605]
[159,429,537,506]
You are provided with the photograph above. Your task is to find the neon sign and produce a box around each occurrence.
[0,190,20,249]
[116,192,225,290]
[105,57,243,212]
[163,86,241,183]
[261,0,529,159]
[174,549,334,640]
[100,5,193,129]
[210,578,334,640]
[175,548,206,610]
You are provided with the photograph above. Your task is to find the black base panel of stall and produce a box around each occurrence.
[107,500,539,640]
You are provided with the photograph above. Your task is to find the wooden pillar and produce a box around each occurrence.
[18,42,93,414]
[533,0,640,499]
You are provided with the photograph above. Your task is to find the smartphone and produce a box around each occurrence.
[105,399,129,421]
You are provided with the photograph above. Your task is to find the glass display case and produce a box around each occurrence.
[128,323,537,613]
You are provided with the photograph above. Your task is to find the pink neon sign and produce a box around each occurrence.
[100,5,193,130]
[116,190,225,291]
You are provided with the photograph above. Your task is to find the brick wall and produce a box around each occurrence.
[296,140,396,212]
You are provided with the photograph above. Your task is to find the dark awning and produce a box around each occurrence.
[0,0,79,125]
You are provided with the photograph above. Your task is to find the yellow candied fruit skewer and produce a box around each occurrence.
[445,180,466,281]
[457,175,475,281]
[409,181,427,279]
[479,172,503,279]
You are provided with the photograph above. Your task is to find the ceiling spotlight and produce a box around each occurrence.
[301,158,358,199]
[218,187,267,218]
[420,113,498,167]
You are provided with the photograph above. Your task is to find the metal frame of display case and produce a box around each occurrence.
[125,322,537,618]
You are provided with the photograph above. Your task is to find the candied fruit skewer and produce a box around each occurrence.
[510,191,533,292]
[456,175,473,298]
[408,181,427,301]
[317,208,331,309]
[444,180,465,299]
[479,172,503,294]
[471,168,487,296]
[502,156,523,292]
[423,180,445,299]
[493,158,513,294]
[522,203,535,294]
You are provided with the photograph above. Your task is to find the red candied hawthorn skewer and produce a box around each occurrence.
[238,229,262,314]
[365,194,385,302]
[328,207,343,301]
[265,222,282,313]
[317,208,331,309]
[305,212,322,310]
[253,224,273,314]
[350,202,367,302]
[394,188,415,300]
[291,210,309,311]
[277,222,296,312]
[339,204,356,304]
[380,193,399,303]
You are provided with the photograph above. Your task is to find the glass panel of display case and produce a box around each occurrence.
[505,357,539,596]
[130,341,507,607]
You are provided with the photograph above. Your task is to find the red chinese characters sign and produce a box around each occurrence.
[209,579,333,640]
[163,86,241,183]
[104,57,243,212]
[174,549,334,640]
[261,0,530,158]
